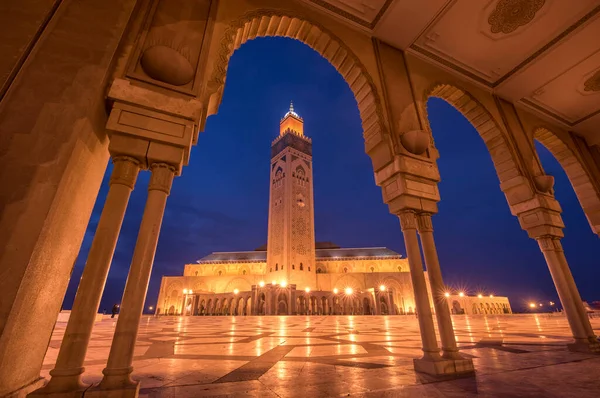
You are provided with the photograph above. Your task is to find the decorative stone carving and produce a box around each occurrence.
[534,175,554,193]
[583,69,600,92]
[488,0,545,34]
[110,156,141,189]
[148,163,176,194]
[399,130,429,155]
[416,213,434,233]
[140,46,194,86]
[398,211,417,231]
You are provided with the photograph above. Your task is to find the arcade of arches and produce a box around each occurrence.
[1,0,600,396]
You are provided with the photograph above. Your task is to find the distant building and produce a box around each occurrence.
[156,104,511,316]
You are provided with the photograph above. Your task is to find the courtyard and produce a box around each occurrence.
[41,314,600,397]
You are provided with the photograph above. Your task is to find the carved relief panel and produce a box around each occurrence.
[124,0,215,96]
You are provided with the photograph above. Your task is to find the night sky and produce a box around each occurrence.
[62,37,599,314]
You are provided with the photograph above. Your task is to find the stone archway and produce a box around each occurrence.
[534,127,600,235]
[206,10,391,167]
[424,84,523,188]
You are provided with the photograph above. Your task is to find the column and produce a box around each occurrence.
[32,156,140,396]
[539,237,599,349]
[556,243,599,345]
[91,163,175,396]
[416,213,462,360]
[537,237,588,344]
[398,211,441,361]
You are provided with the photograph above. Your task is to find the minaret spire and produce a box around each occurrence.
[289,101,294,113]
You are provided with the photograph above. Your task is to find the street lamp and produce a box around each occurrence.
[259,281,265,287]
[305,287,310,293]
[280,280,287,287]
[333,288,338,294]
[344,287,353,295]
[529,303,536,308]
[458,292,465,297]
[489,294,494,298]
[379,285,386,291]
[233,289,239,295]
[444,292,450,298]
[477,294,483,299]
[183,289,188,294]
[149,306,153,311]
[272,280,277,286]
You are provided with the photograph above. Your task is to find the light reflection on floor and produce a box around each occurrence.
[40,314,600,397]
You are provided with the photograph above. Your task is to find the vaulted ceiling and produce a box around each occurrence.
[300,0,600,145]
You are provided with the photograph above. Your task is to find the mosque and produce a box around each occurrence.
[156,104,511,317]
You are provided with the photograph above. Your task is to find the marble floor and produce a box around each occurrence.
[41,314,600,397]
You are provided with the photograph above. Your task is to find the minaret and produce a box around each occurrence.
[266,102,316,290]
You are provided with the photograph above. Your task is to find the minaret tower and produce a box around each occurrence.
[266,102,316,290]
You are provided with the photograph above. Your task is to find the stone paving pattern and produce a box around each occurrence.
[41,315,600,397]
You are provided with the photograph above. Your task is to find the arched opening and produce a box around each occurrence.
[277,293,288,315]
[451,300,463,315]
[363,297,371,315]
[425,94,548,309]
[534,133,600,301]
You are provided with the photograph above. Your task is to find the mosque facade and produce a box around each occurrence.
[156,105,511,317]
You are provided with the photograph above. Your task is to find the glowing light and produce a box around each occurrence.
[149,306,153,310]
[183,289,188,294]
[259,281,265,287]
[489,294,494,298]
[233,289,239,295]
[444,292,450,298]
[477,294,483,299]
[189,290,193,294]
[539,303,543,307]
[459,292,465,297]
[305,287,311,293]
[529,303,536,308]
[272,280,277,285]
[379,285,386,291]
[280,280,287,287]
[333,288,339,294]
[345,287,353,295]
[550,301,555,306]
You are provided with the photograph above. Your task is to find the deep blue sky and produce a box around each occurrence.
[62,37,599,313]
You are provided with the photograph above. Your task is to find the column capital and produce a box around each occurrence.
[110,156,141,189]
[537,235,563,252]
[416,213,434,233]
[398,210,417,231]
[148,163,176,195]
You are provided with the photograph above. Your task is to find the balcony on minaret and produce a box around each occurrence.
[272,102,312,151]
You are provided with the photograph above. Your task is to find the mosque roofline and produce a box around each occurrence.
[195,246,403,263]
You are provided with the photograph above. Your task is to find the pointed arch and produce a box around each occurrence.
[424,84,523,187]
[206,9,391,161]
[534,127,600,234]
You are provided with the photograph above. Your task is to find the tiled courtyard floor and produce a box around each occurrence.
[42,315,600,397]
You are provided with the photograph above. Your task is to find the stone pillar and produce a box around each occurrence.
[416,213,463,360]
[31,157,140,396]
[89,163,175,397]
[398,211,441,362]
[537,236,600,352]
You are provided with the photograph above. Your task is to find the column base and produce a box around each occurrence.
[413,357,475,376]
[28,387,87,398]
[85,382,140,398]
[567,339,600,354]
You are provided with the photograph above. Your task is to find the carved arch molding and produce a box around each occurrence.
[534,127,600,234]
[206,9,390,150]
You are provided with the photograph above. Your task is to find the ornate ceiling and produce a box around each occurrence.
[300,0,600,145]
